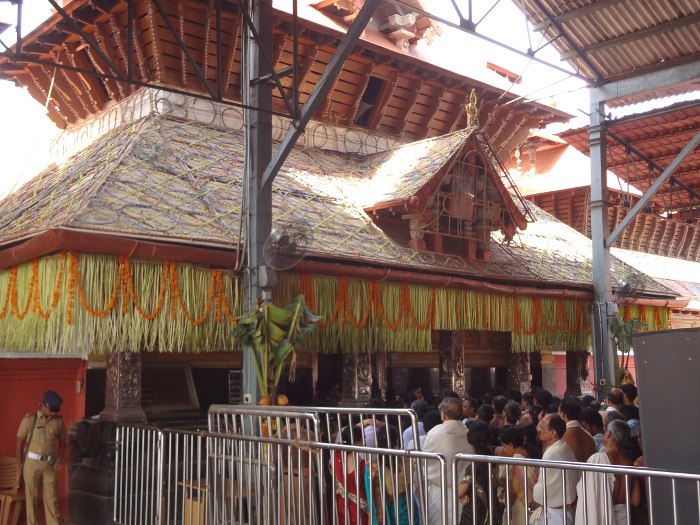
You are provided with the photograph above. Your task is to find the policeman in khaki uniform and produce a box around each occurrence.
[16,391,67,525]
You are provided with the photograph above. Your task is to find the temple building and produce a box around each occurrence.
[0,1,684,522]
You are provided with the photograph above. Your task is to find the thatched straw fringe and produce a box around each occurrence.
[280,272,630,353]
[0,252,241,354]
[618,304,668,331]
[0,252,669,356]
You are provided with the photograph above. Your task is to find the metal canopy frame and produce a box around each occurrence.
[589,61,700,397]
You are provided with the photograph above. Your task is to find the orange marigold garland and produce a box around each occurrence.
[76,257,123,318]
[0,269,11,319]
[346,279,373,329]
[374,281,402,330]
[33,254,67,320]
[123,257,168,320]
[11,263,35,320]
[65,252,79,324]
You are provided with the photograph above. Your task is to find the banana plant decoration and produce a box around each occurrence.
[231,294,321,403]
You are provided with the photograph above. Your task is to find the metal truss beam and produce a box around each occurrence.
[593,61,700,104]
[260,0,381,188]
[606,129,700,246]
[607,130,700,207]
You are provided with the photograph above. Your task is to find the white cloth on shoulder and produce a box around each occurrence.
[574,452,616,525]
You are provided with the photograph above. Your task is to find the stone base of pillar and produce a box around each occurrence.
[98,407,146,423]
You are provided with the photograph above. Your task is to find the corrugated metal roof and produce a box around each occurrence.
[517,0,700,103]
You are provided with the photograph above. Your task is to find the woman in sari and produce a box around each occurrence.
[458,420,502,525]
[498,427,539,524]
[333,425,369,525]
[364,424,417,525]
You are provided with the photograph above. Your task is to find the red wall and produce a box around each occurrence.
[0,357,87,518]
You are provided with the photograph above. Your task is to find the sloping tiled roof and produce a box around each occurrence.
[0,114,678,294]
[503,204,673,297]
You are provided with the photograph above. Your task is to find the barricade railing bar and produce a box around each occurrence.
[208,404,421,448]
[452,453,700,525]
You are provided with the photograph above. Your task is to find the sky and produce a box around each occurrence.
[0,0,590,197]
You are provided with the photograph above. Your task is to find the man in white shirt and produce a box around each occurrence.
[421,397,474,525]
[532,415,580,525]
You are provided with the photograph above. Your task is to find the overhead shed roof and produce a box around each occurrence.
[559,100,700,214]
[516,0,700,103]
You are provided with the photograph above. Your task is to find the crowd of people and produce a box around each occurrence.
[331,383,646,525]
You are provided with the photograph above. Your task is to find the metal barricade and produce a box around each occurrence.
[114,425,163,525]
[115,408,443,525]
[452,453,700,525]
[208,404,421,449]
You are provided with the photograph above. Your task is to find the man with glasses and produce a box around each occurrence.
[16,390,67,525]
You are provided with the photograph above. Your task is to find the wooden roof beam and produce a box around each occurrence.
[223,15,242,92]
[47,0,128,83]
[681,224,700,259]
[364,69,398,130]
[422,84,446,138]
[23,70,68,127]
[38,64,85,121]
[72,4,105,26]
[396,76,423,136]
[80,29,119,100]
[346,61,375,124]
[62,42,106,113]
[443,89,468,133]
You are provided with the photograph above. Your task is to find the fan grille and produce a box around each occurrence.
[263,223,313,270]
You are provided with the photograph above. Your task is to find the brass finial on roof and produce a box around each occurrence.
[467,88,479,129]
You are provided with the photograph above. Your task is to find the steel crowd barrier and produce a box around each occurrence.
[114,407,700,525]
[452,452,700,525]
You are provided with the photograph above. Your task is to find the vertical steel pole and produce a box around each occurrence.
[241,0,273,405]
[589,95,615,399]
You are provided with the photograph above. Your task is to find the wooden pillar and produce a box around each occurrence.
[507,350,532,393]
[339,352,373,407]
[565,350,590,397]
[99,351,146,423]
[439,331,466,397]
[373,352,388,401]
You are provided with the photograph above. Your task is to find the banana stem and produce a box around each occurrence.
[262,304,270,396]
[248,343,266,397]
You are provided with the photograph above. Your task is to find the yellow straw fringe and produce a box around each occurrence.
[0,252,669,355]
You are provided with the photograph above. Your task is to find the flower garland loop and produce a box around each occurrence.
[298,273,590,336]
[0,251,238,326]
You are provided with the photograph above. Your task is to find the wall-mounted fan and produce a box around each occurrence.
[615,270,647,304]
[263,221,313,271]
